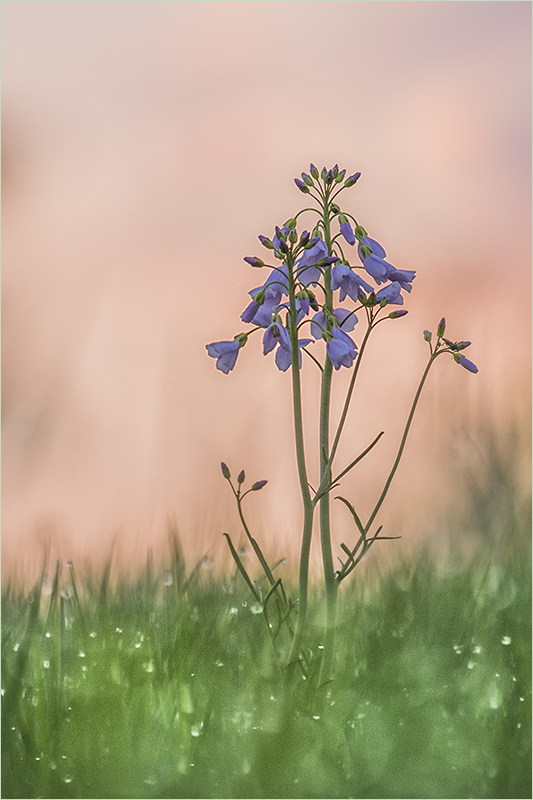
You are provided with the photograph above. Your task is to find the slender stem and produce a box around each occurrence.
[364,351,440,534]
[317,192,339,688]
[285,251,315,672]
[312,313,375,506]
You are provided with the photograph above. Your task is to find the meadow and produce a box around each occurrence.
[2,430,531,800]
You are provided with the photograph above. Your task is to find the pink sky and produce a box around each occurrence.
[2,1,531,580]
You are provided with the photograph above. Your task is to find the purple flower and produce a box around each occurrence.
[358,237,396,284]
[331,262,374,302]
[387,269,416,293]
[206,339,242,374]
[263,319,291,356]
[295,239,329,285]
[376,281,404,306]
[340,220,356,246]
[274,337,313,372]
[310,308,357,339]
[241,267,289,326]
[458,356,478,374]
[326,328,358,370]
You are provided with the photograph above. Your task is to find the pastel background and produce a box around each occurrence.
[2,1,531,581]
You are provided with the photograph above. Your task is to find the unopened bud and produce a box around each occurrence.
[294,178,310,194]
[389,310,408,319]
[437,318,446,337]
[243,257,265,268]
[299,231,310,247]
[285,217,297,230]
[237,470,245,484]
[251,480,268,491]
[423,330,432,342]
[221,462,231,480]
[289,229,298,244]
[258,235,275,250]
[301,172,314,187]
[310,163,319,179]
[335,169,346,183]
[345,172,361,187]
[320,167,327,181]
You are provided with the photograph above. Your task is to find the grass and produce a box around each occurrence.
[2,426,531,799]
[2,531,531,799]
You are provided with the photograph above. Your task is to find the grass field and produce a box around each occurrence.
[2,428,532,799]
[2,527,531,799]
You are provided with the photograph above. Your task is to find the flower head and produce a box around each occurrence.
[358,237,396,284]
[206,339,243,374]
[326,327,358,370]
[331,262,373,302]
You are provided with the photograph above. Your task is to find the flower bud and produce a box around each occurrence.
[330,204,341,215]
[332,164,339,177]
[317,256,340,266]
[389,310,408,318]
[457,355,479,374]
[258,235,275,250]
[335,169,346,183]
[237,470,245,484]
[345,172,361,187]
[301,172,314,187]
[289,229,298,244]
[326,169,334,184]
[251,480,268,491]
[320,167,327,180]
[278,238,289,254]
[456,341,471,350]
[299,231,310,247]
[285,217,297,230]
[310,163,319,179]
[243,256,265,268]
[221,462,231,480]
[423,330,432,342]
[437,318,446,337]
[294,178,310,194]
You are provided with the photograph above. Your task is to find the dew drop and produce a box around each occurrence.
[501,635,511,645]
[13,643,19,652]
[250,603,263,615]
[43,660,50,669]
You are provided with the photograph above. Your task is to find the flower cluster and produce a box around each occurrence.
[207,164,416,374]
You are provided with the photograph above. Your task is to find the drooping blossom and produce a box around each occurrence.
[206,339,242,374]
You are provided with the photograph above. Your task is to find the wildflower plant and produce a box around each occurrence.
[207,164,478,689]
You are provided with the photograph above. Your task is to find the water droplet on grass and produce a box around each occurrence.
[43,660,50,669]
[312,715,320,720]
[64,776,73,784]
[501,635,511,645]
[89,632,97,638]
[13,643,19,651]
[250,603,263,614]
[45,632,51,639]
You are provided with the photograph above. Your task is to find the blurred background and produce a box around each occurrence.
[2,1,531,582]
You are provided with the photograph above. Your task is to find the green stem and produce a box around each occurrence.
[312,314,375,505]
[285,251,315,673]
[317,194,338,689]
[364,351,440,534]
